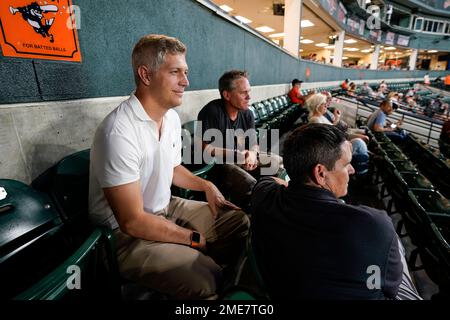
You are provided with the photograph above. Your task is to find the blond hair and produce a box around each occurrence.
[305,93,327,113]
[132,34,186,85]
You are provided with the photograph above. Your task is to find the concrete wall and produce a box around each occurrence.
[0,83,292,183]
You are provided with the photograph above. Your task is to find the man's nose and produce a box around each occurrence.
[348,164,355,175]
[180,74,189,87]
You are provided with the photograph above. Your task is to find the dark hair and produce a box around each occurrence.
[218,70,248,99]
[292,79,303,86]
[283,124,347,184]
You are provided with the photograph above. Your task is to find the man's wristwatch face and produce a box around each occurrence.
[191,231,201,248]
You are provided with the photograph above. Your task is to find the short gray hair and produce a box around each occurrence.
[132,34,186,86]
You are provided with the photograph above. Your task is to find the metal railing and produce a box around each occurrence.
[341,96,444,147]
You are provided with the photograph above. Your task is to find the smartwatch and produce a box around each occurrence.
[190,231,201,249]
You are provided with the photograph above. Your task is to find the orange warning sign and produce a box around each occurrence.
[0,0,81,62]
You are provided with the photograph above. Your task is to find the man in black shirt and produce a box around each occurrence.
[197,70,282,210]
[251,124,421,299]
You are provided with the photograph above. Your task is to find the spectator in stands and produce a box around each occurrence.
[347,82,357,96]
[197,70,283,211]
[405,93,418,113]
[288,78,306,105]
[360,82,375,97]
[321,91,341,124]
[322,91,369,144]
[341,79,350,91]
[445,74,450,90]
[89,34,249,300]
[251,124,422,300]
[378,80,388,94]
[367,100,407,142]
[306,93,369,169]
[387,91,401,110]
[439,119,450,158]
[424,73,430,85]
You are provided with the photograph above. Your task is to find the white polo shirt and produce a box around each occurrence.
[88,94,182,229]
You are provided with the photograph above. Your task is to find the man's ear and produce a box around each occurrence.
[137,65,151,86]
[311,163,327,186]
[222,90,231,102]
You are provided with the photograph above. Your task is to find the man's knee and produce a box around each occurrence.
[223,164,256,192]
[122,243,222,299]
[167,253,222,299]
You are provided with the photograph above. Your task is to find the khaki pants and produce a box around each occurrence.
[114,196,249,300]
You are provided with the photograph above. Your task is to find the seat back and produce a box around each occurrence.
[0,179,66,299]
[256,102,269,121]
[179,121,215,200]
[15,227,121,300]
[32,150,90,226]
[248,105,260,125]
[263,100,274,116]
[406,191,450,291]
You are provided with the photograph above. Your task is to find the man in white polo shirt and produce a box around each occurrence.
[89,34,249,299]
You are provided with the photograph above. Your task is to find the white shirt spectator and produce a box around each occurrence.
[89,94,182,229]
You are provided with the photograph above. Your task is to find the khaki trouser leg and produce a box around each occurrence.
[168,196,250,266]
[114,197,249,299]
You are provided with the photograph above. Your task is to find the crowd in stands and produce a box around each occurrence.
[36,33,448,301]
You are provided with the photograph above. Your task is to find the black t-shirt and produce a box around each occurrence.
[251,177,403,300]
[197,99,256,151]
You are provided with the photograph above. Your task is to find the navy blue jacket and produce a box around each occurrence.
[251,177,402,300]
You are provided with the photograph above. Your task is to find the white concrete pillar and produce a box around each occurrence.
[283,0,302,57]
[409,49,418,71]
[370,44,380,70]
[333,30,345,67]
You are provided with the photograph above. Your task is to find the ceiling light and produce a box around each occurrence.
[299,49,304,52]
[315,43,328,47]
[255,26,275,33]
[361,49,372,53]
[385,46,396,50]
[219,5,233,12]
[344,47,359,51]
[344,39,357,44]
[269,32,285,38]
[234,15,252,24]
[342,57,349,60]
[428,50,438,53]
[325,45,335,49]
[301,20,314,28]
[300,39,314,44]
